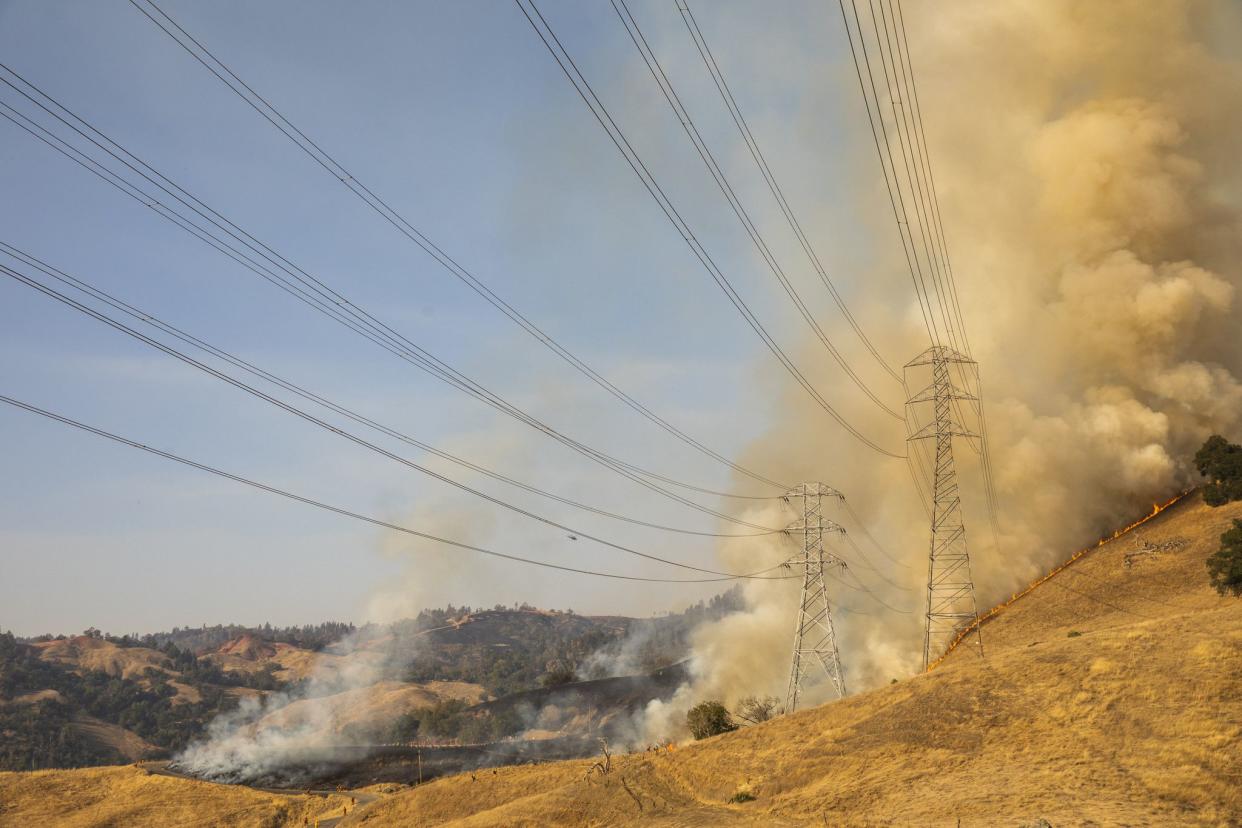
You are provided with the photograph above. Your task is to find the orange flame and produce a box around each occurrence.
[925,490,1190,672]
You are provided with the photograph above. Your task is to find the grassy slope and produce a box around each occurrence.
[0,765,351,827]
[350,493,1242,827]
[0,495,1237,826]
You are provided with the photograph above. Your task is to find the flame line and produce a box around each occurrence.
[926,490,1192,672]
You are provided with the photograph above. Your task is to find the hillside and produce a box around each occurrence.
[3,496,1236,824]
[0,765,352,827]
[343,493,1242,826]
[29,636,171,681]
[1,596,740,774]
[255,680,487,740]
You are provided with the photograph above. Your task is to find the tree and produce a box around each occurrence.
[1206,519,1242,597]
[735,695,780,724]
[1195,435,1242,507]
[686,700,737,740]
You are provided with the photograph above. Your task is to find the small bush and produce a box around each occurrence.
[1067,630,1082,638]
[735,695,779,724]
[728,791,756,804]
[540,668,576,688]
[1206,519,1242,597]
[686,700,737,740]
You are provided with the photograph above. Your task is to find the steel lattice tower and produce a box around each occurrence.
[906,346,984,669]
[783,482,848,713]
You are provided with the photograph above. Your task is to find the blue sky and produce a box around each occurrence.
[0,0,907,636]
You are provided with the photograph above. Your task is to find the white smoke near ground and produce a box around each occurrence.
[176,499,491,783]
[176,626,391,783]
[639,0,1242,740]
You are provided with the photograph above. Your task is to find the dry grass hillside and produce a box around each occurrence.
[256,680,487,738]
[30,637,170,680]
[0,765,350,827]
[0,494,1237,826]
[204,634,386,684]
[64,716,160,763]
[348,493,1242,827]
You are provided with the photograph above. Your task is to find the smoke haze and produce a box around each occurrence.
[177,0,1242,756]
[644,0,1242,737]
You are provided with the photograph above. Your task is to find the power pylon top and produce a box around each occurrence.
[905,344,975,368]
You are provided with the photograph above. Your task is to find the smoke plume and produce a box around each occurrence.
[644,0,1242,738]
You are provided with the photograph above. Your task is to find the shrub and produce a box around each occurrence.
[728,791,756,803]
[1195,435,1242,506]
[1067,630,1082,638]
[1206,519,1242,597]
[735,695,779,724]
[686,700,737,740]
[540,668,576,688]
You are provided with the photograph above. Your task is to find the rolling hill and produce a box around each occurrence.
[2,494,1237,825]
[346,492,1242,826]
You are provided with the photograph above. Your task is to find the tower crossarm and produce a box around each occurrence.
[905,345,976,368]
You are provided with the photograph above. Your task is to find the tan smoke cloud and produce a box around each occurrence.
[649,0,1242,738]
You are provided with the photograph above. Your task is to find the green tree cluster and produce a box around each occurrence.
[1195,435,1242,506]
[0,632,241,770]
[1206,519,1242,597]
[388,699,522,744]
[1196,435,1242,596]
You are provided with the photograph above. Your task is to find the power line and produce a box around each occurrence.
[826,563,914,614]
[0,394,794,584]
[838,1,1004,554]
[0,240,778,541]
[514,0,906,460]
[890,0,971,356]
[0,65,786,519]
[677,0,903,385]
[2,260,791,578]
[867,0,961,356]
[840,500,913,572]
[837,0,939,348]
[839,534,913,592]
[613,0,902,420]
[125,0,789,494]
[875,0,1004,545]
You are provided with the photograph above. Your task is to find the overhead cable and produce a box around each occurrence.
[125,0,789,493]
[514,0,906,459]
[0,394,794,584]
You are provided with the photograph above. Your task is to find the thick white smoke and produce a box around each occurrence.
[176,626,391,783]
[175,497,495,782]
[643,0,1242,738]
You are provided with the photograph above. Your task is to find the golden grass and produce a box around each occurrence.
[5,495,1239,826]
[66,716,159,763]
[258,680,487,736]
[0,765,351,828]
[349,493,1242,827]
[31,637,171,681]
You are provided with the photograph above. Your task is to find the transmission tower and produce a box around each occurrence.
[783,482,848,712]
[906,346,985,669]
